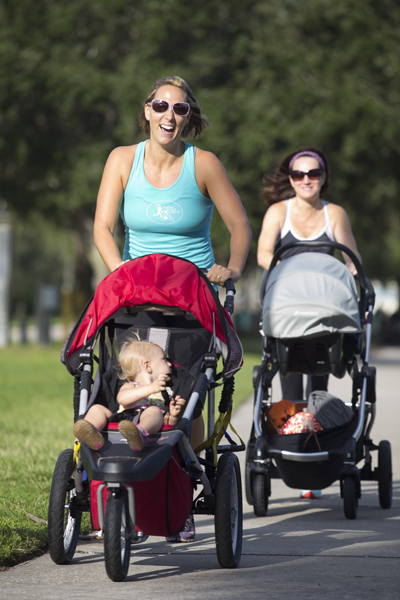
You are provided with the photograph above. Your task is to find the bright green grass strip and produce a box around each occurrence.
[0,345,74,568]
[0,342,259,568]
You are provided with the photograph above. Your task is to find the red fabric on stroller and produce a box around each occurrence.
[67,254,234,359]
[90,427,194,536]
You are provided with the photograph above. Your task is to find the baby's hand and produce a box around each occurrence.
[152,374,169,393]
[169,394,186,418]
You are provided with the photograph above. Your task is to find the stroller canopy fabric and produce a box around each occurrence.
[62,254,242,376]
[262,253,362,339]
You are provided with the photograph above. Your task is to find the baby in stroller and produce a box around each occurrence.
[73,337,185,451]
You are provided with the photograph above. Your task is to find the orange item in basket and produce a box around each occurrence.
[265,399,300,434]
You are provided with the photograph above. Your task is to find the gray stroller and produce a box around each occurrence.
[246,241,393,520]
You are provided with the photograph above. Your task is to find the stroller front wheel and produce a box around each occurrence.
[378,440,392,509]
[244,441,255,506]
[253,473,269,517]
[343,475,358,520]
[214,452,243,568]
[48,448,82,564]
[104,488,132,581]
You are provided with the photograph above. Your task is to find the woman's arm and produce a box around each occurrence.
[257,202,286,271]
[195,150,252,286]
[93,146,136,272]
[329,204,361,275]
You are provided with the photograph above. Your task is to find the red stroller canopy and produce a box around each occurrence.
[64,254,241,376]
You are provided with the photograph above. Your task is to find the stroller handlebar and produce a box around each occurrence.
[223,279,236,316]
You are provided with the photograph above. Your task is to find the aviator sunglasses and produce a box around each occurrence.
[149,99,191,117]
[290,168,324,181]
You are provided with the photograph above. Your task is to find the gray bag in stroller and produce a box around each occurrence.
[308,391,354,429]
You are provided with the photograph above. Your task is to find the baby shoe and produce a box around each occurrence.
[118,421,147,451]
[73,420,104,451]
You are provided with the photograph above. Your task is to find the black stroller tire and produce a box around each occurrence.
[343,476,358,520]
[245,444,254,506]
[378,440,392,509]
[215,452,243,568]
[104,488,132,581]
[253,473,269,517]
[48,448,82,564]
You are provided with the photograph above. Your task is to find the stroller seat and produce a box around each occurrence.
[263,252,363,381]
[277,331,356,379]
[79,426,184,483]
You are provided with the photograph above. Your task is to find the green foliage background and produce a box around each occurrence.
[2,0,400,311]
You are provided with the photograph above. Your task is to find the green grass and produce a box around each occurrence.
[0,339,260,568]
[0,344,74,568]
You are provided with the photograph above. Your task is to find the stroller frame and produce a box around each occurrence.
[246,241,393,520]
[48,254,244,581]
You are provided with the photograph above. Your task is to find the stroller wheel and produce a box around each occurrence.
[343,476,358,520]
[104,488,132,582]
[215,452,243,568]
[253,473,269,517]
[245,440,255,506]
[48,449,82,564]
[378,440,393,509]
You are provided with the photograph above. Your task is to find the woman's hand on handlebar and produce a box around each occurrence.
[112,259,130,272]
[206,264,239,286]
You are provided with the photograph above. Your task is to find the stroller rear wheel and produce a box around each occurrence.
[215,452,243,568]
[104,488,132,582]
[253,473,269,517]
[48,448,82,564]
[343,475,358,520]
[378,440,392,509]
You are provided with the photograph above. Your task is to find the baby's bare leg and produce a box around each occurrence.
[139,406,164,434]
[85,404,113,430]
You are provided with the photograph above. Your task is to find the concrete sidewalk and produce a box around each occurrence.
[1,346,399,599]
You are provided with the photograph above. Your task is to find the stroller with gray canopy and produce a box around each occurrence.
[246,241,393,520]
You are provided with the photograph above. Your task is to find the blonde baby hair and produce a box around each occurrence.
[118,335,162,382]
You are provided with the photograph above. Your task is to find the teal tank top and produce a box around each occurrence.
[121,141,215,270]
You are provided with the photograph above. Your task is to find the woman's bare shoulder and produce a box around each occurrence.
[326,202,349,222]
[194,147,222,170]
[103,145,138,186]
[265,200,287,219]
[260,201,286,234]
[108,144,138,164]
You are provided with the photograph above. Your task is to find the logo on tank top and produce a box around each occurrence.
[147,201,183,224]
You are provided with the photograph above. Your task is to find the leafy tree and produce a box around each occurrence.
[1,0,400,317]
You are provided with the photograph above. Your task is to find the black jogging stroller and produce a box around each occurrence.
[48,254,244,581]
[245,241,393,520]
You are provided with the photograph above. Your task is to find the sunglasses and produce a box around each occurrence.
[290,168,324,181]
[149,99,190,117]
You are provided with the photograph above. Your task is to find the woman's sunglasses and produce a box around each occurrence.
[290,168,324,181]
[150,99,190,117]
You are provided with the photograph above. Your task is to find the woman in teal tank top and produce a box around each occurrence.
[121,140,215,271]
[93,75,251,541]
[94,75,251,289]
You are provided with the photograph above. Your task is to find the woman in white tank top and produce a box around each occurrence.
[257,148,361,498]
[258,148,360,273]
